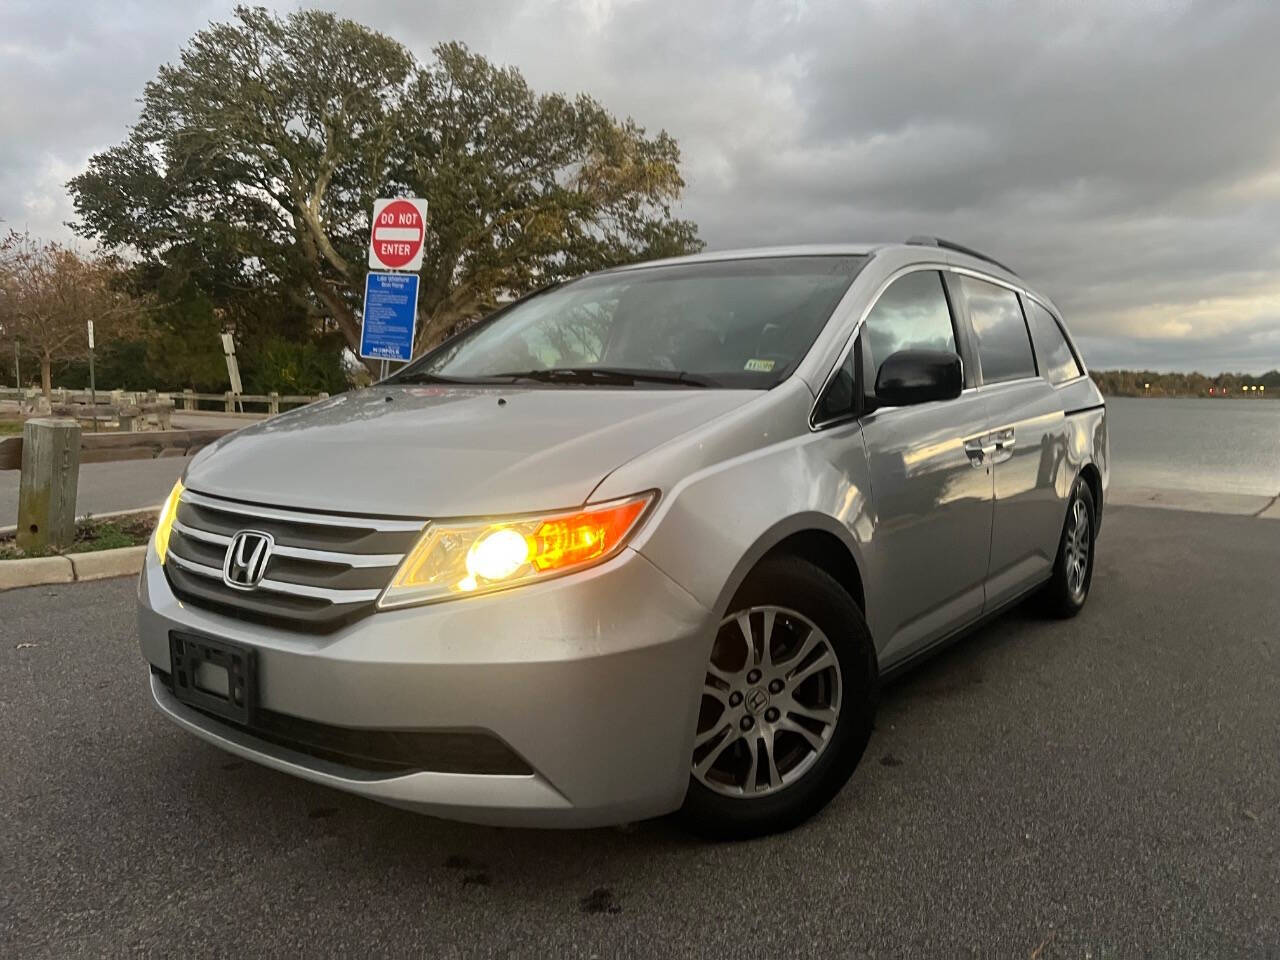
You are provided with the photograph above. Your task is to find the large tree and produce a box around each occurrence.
[69,6,701,364]
[0,232,147,396]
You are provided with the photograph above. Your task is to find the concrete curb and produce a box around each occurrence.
[0,555,74,590]
[1109,486,1280,517]
[0,544,147,591]
[69,545,148,582]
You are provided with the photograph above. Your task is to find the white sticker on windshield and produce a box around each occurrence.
[744,359,776,372]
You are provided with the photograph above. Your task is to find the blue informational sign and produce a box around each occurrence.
[359,271,420,362]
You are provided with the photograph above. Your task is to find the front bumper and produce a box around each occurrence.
[138,543,714,827]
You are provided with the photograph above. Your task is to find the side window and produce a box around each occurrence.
[862,270,957,375]
[957,276,1035,384]
[1024,298,1082,385]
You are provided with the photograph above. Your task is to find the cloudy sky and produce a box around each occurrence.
[3,0,1279,372]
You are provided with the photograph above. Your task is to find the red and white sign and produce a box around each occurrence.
[368,197,428,271]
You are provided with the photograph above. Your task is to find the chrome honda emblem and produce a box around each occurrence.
[222,530,274,590]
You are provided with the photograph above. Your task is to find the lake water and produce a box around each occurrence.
[1107,397,1280,497]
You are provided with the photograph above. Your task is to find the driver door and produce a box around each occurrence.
[845,270,994,666]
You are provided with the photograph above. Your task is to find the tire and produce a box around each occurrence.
[1040,476,1096,619]
[679,555,877,840]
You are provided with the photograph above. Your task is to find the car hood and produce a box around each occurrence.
[185,385,757,518]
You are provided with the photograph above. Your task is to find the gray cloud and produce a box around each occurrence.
[3,0,1279,372]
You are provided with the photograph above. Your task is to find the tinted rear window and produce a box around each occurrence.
[1024,298,1082,385]
[958,276,1036,384]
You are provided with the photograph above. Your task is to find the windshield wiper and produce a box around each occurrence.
[388,371,520,386]
[492,367,715,388]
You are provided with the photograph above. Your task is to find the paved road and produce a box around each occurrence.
[0,455,190,528]
[3,506,1278,958]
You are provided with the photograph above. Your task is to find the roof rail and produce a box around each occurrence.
[905,236,1016,276]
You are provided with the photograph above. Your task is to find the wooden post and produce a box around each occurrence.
[268,391,280,415]
[183,389,195,412]
[224,391,234,413]
[157,403,173,430]
[17,418,81,553]
[117,411,137,432]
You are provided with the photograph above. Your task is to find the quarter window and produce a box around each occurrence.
[958,276,1035,384]
[862,271,957,376]
[1024,298,1082,385]
[814,350,856,423]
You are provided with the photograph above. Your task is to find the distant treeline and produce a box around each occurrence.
[1090,369,1279,398]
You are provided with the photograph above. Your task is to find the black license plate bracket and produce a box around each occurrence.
[169,632,255,725]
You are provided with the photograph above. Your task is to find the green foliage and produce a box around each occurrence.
[68,4,702,376]
[239,335,349,395]
[1091,369,1280,397]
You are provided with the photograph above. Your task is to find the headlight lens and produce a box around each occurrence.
[379,491,655,608]
[154,478,184,564]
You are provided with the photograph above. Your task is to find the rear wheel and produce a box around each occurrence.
[680,556,876,839]
[1041,477,1096,618]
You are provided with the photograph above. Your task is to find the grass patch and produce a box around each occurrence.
[0,514,155,559]
[0,419,24,436]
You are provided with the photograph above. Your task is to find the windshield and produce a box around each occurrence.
[393,255,867,388]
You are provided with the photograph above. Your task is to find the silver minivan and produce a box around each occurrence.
[140,238,1108,838]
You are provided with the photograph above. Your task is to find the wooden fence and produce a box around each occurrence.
[1,421,235,551]
[0,386,327,415]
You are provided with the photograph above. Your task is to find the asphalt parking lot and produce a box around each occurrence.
[3,505,1278,958]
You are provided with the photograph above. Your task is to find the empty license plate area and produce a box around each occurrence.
[169,632,255,725]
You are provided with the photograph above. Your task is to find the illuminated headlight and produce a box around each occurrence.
[154,478,184,565]
[378,491,656,608]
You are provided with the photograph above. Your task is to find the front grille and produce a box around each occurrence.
[153,669,532,776]
[164,489,423,632]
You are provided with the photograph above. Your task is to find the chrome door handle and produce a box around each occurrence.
[964,438,995,467]
[991,429,1016,464]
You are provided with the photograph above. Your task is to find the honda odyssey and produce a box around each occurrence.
[139,237,1108,838]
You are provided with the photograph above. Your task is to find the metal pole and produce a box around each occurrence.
[380,359,389,381]
[13,338,19,388]
[87,321,98,432]
[88,347,97,432]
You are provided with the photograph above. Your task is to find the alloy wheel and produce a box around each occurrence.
[692,605,842,798]
[1064,497,1091,600]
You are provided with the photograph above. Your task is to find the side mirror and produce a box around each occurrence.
[874,349,963,407]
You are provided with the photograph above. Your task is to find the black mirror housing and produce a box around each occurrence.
[874,350,963,407]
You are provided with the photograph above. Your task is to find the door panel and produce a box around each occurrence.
[860,391,994,665]
[983,379,1072,608]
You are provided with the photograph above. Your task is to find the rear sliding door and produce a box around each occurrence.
[953,274,1073,609]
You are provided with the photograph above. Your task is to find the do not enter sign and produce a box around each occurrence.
[368,197,428,271]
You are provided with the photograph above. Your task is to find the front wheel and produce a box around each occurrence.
[680,556,877,840]
[1041,477,1096,618]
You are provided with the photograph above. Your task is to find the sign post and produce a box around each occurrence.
[87,320,97,432]
[220,333,243,412]
[362,197,428,378]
